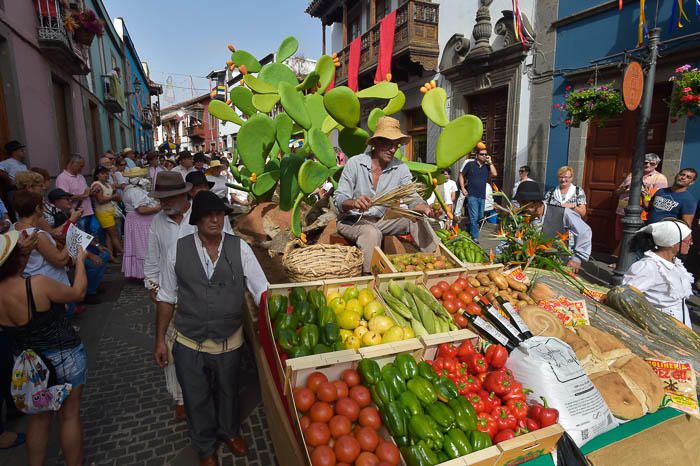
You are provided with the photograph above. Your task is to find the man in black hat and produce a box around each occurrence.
[514,180,592,273]
[172,151,195,179]
[154,191,268,466]
[0,140,28,183]
[185,171,214,199]
[193,152,207,172]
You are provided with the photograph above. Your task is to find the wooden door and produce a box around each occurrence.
[583,84,670,253]
[405,108,427,162]
[0,72,9,154]
[89,102,101,163]
[52,78,71,168]
[467,88,508,189]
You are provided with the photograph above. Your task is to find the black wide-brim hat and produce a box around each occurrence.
[189,190,231,225]
[185,170,215,189]
[514,180,544,203]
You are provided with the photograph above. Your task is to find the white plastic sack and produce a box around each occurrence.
[11,350,72,414]
[506,336,618,446]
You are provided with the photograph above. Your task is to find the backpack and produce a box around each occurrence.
[11,349,71,414]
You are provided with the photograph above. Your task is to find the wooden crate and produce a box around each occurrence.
[373,271,424,337]
[370,243,463,275]
[493,424,564,466]
[265,280,354,383]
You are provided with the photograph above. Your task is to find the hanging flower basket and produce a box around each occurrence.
[69,9,104,46]
[669,64,700,119]
[73,27,95,46]
[554,83,625,128]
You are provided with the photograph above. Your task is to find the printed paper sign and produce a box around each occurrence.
[65,224,93,259]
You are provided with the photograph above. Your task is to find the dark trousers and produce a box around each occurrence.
[172,341,242,458]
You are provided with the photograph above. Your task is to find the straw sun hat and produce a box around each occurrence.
[123,167,148,178]
[367,116,410,146]
[0,230,19,267]
[205,159,225,175]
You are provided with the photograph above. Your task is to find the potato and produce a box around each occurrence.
[517,300,529,307]
[468,277,482,288]
[478,286,489,294]
[506,277,528,292]
[500,291,512,301]
[488,271,509,290]
[487,285,498,294]
[486,292,497,304]
[476,273,490,286]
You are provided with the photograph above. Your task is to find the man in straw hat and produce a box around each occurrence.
[205,159,229,199]
[514,180,592,274]
[334,116,439,272]
[154,191,268,465]
[122,147,137,169]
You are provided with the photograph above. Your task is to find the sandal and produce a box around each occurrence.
[0,432,26,450]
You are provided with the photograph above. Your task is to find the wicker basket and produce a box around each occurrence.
[282,241,364,282]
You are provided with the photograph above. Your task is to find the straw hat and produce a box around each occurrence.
[123,167,148,178]
[0,231,19,267]
[367,116,410,145]
[205,159,225,175]
[122,147,135,155]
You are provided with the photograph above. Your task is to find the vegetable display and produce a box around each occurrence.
[436,229,486,264]
[388,252,457,273]
[356,342,558,466]
[293,369,401,465]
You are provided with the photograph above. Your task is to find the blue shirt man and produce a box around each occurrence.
[459,146,498,240]
[646,168,697,226]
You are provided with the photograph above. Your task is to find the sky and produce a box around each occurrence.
[103,0,324,107]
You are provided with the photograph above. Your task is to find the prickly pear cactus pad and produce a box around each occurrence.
[208,37,483,238]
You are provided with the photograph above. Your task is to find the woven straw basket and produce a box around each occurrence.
[282,241,363,282]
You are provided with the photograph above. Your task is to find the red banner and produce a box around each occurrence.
[374,10,397,83]
[347,37,362,91]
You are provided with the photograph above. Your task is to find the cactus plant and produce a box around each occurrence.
[252,93,280,113]
[279,82,312,129]
[421,86,449,127]
[208,99,245,126]
[276,36,299,63]
[323,86,360,128]
[274,113,293,154]
[231,50,262,73]
[229,86,257,117]
[435,114,483,168]
[237,114,276,175]
[259,62,299,88]
[308,127,336,168]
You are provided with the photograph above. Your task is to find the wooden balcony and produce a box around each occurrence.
[334,0,439,87]
[187,125,206,139]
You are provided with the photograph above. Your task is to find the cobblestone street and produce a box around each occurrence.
[0,266,277,466]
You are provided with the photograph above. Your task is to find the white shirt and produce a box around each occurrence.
[427,180,458,206]
[172,165,195,179]
[484,183,494,211]
[0,158,27,181]
[156,231,268,306]
[123,186,157,214]
[623,251,693,327]
[143,203,232,289]
[207,173,228,198]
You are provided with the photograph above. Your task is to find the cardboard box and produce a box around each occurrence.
[370,243,463,275]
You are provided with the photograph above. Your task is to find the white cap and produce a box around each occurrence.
[637,220,692,247]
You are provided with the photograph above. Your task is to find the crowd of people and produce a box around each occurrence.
[0,140,263,465]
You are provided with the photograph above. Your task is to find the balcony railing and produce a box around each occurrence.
[187,125,206,139]
[142,107,154,128]
[35,0,90,75]
[334,0,439,85]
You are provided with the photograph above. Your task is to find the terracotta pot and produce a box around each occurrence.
[73,28,95,47]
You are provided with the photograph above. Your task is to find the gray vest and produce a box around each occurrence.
[174,233,244,343]
[541,204,566,239]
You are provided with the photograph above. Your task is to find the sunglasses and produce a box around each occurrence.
[644,161,657,165]
[519,169,526,173]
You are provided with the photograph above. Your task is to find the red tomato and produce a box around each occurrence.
[456,299,468,312]
[310,445,336,466]
[494,429,516,444]
[454,277,469,289]
[457,291,473,305]
[329,414,352,438]
[355,451,380,466]
[334,435,361,463]
[349,385,371,408]
[464,302,482,316]
[341,369,360,388]
[430,285,443,299]
[294,387,315,413]
[307,372,329,393]
[358,406,381,429]
[454,313,468,328]
[299,415,312,431]
[317,382,338,403]
[443,299,458,314]
[463,287,480,299]
[335,397,360,422]
[355,427,379,452]
[450,281,465,293]
[437,281,451,291]
[375,441,400,465]
[442,291,456,302]
[305,422,331,447]
[310,401,334,423]
[333,380,349,399]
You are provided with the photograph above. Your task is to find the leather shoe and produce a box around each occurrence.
[223,437,247,456]
[199,455,217,466]
[175,404,186,421]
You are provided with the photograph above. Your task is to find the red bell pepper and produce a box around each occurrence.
[483,371,513,396]
[465,353,487,375]
[501,382,527,403]
[538,397,559,427]
[467,393,486,414]
[529,402,543,421]
[494,428,516,443]
[437,343,458,359]
[506,399,528,421]
[492,406,517,431]
[443,357,459,376]
[462,374,481,394]
[475,372,488,384]
[479,390,500,412]
[518,417,540,432]
[476,413,498,438]
[457,339,476,360]
[485,344,508,369]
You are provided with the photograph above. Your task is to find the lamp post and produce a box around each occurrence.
[613,27,661,284]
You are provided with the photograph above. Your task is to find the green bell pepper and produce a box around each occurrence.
[267,294,287,321]
[433,376,459,401]
[287,345,311,358]
[317,305,335,327]
[426,402,455,431]
[447,428,472,456]
[398,391,422,417]
[276,328,298,352]
[321,322,339,346]
[299,324,319,348]
[406,376,437,406]
[470,430,493,451]
[442,435,462,460]
[374,379,394,406]
[294,301,316,325]
[381,363,407,398]
[418,440,441,464]
[394,435,410,448]
[333,341,345,351]
[448,397,477,432]
[358,359,382,386]
[401,445,432,466]
[307,289,326,311]
[395,353,418,380]
[417,361,438,382]
[289,287,307,308]
[370,384,385,408]
[313,343,331,354]
[380,400,406,437]
[408,415,443,450]
[436,449,449,463]
[274,313,298,333]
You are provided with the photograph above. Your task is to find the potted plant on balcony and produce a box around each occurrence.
[554,82,624,128]
[69,9,104,47]
[669,64,700,120]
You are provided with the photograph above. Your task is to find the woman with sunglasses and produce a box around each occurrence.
[623,218,694,328]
